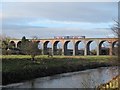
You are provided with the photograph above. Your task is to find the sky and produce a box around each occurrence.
[1,2,118,39]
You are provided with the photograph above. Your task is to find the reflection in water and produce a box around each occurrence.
[3,66,119,88]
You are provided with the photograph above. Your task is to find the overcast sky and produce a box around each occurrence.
[1,2,118,39]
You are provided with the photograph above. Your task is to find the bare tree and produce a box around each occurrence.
[0,35,11,55]
[111,21,120,64]
[112,21,120,37]
[21,36,40,62]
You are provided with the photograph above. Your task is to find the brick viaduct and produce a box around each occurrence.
[9,38,118,56]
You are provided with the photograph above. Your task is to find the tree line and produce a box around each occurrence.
[1,36,41,61]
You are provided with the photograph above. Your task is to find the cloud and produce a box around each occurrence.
[2,2,117,23]
[2,16,115,30]
[2,2,118,38]
[28,19,114,29]
[2,27,115,39]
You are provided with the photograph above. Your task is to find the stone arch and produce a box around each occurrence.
[17,41,22,49]
[53,41,62,55]
[64,41,73,55]
[86,40,97,55]
[99,40,110,55]
[75,41,85,55]
[36,40,40,43]
[112,41,118,55]
[9,41,16,49]
[43,41,52,55]
[35,40,41,49]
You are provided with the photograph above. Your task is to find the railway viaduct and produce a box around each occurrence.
[9,38,118,56]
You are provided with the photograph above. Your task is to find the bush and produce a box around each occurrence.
[2,49,7,55]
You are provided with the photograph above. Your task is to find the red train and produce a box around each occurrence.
[54,36,85,39]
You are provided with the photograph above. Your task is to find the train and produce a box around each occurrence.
[54,36,85,39]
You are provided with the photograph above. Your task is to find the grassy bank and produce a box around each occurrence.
[2,55,117,85]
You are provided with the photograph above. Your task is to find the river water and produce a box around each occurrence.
[2,66,119,88]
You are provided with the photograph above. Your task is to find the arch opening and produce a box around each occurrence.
[99,41,110,55]
[87,41,97,55]
[17,41,22,49]
[75,41,85,55]
[112,41,118,55]
[9,41,16,49]
[53,41,62,55]
[64,41,73,56]
[38,41,42,49]
[37,41,43,55]
[43,41,52,55]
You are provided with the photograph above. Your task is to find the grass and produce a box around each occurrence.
[2,55,118,85]
[1,55,116,60]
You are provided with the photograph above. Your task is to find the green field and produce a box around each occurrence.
[2,55,118,85]
[2,55,117,61]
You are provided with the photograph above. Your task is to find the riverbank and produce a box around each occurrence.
[2,55,118,85]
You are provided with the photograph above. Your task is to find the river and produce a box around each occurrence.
[2,66,119,89]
